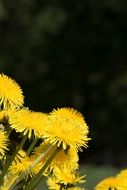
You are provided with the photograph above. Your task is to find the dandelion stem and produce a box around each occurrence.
[10,180,25,190]
[24,146,60,190]
[26,138,38,156]
[10,144,54,190]
[30,144,53,169]
[2,174,18,190]
[0,135,27,186]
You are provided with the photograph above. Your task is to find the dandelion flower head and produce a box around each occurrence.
[51,147,79,171]
[94,176,126,190]
[53,165,85,187]
[47,175,85,190]
[0,74,24,109]
[43,108,90,151]
[9,108,48,138]
[10,150,41,178]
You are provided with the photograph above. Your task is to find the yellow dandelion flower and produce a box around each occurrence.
[47,177,86,190]
[51,147,79,171]
[0,130,8,159]
[0,74,24,109]
[94,176,127,190]
[51,108,85,124]
[9,108,48,138]
[5,108,17,118]
[47,176,60,190]
[53,165,85,187]
[43,108,90,151]
[9,151,41,178]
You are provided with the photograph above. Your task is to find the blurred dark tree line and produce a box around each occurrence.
[0,0,127,166]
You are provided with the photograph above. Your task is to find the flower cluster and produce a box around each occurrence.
[0,74,90,190]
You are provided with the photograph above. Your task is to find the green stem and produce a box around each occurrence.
[10,180,25,190]
[30,144,53,169]
[26,138,38,156]
[0,135,27,186]
[9,144,54,190]
[24,146,60,190]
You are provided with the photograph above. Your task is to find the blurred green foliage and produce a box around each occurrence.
[0,0,127,165]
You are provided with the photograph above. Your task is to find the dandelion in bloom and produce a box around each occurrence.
[43,108,90,151]
[47,177,86,190]
[47,176,60,190]
[0,130,8,159]
[9,108,48,138]
[9,150,41,178]
[53,165,85,188]
[51,147,79,171]
[0,74,24,109]
[94,176,127,190]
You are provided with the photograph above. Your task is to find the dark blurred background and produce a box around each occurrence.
[0,0,127,167]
